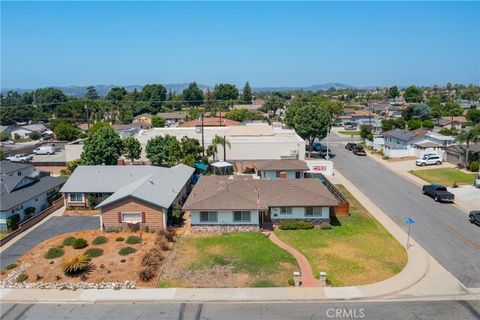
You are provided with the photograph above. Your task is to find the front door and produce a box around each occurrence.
[260,210,271,223]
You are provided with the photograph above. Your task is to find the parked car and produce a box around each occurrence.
[353,146,367,156]
[345,125,357,131]
[319,146,335,159]
[416,154,442,166]
[1,140,15,145]
[469,211,480,225]
[422,184,455,202]
[475,174,480,188]
[33,146,55,155]
[345,143,357,151]
[6,154,33,163]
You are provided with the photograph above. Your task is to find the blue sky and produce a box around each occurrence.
[1,1,479,89]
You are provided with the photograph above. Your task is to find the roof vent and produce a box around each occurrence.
[149,179,154,184]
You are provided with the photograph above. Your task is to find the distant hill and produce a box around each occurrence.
[1,82,355,97]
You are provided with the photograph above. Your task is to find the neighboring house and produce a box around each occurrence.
[0,161,66,231]
[0,126,12,135]
[156,112,187,126]
[351,110,375,122]
[372,129,455,158]
[183,176,339,232]
[445,144,480,167]
[112,122,151,138]
[180,117,240,127]
[256,160,308,180]
[60,164,194,230]
[133,114,153,125]
[437,116,469,130]
[11,124,47,139]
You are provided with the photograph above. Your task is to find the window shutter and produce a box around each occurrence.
[141,212,146,223]
[118,212,122,223]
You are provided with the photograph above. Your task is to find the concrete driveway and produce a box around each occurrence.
[0,216,100,270]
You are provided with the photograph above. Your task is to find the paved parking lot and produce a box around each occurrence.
[31,149,67,163]
[0,216,100,270]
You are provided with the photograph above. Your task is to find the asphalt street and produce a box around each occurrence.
[0,216,100,270]
[1,300,479,320]
[329,143,480,288]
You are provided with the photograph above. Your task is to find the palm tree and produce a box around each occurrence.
[211,135,231,161]
[456,125,480,166]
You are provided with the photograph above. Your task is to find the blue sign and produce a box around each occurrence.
[405,217,415,225]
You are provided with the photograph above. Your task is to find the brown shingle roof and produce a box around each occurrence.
[183,176,338,211]
[256,160,309,171]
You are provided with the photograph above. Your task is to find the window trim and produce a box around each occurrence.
[305,207,324,217]
[233,211,251,222]
[199,211,218,222]
[121,212,142,223]
[69,192,84,203]
[280,207,292,215]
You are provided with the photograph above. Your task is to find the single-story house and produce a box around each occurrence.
[183,176,339,232]
[445,144,480,167]
[437,116,469,130]
[255,160,308,179]
[60,164,194,230]
[180,117,240,127]
[133,114,153,125]
[370,129,455,158]
[156,112,187,126]
[0,126,12,135]
[11,124,47,139]
[0,161,66,231]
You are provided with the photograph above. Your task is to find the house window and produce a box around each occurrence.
[69,193,84,202]
[17,172,21,176]
[200,211,218,222]
[280,207,292,215]
[295,171,301,179]
[122,212,142,223]
[276,171,281,178]
[233,211,251,222]
[305,207,323,217]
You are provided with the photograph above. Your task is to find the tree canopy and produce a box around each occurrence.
[151,116,166,128]
[80,126,123,165]
[54,121,79,141]
[182,82,204,106]
[122,136,142,163]
[213,83,239,101]
[242,82,253,104]
[404,85,423,103]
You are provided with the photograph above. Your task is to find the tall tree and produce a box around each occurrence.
[54,121,79,141]
[213,83,239,101]
[182,82,204,106]
[456,126,480,166]
[404,85,423,103]
[242,82,253,104]
[428,95,443,125]
[444,102,463,122]
[140,84,167,112]
[122,136,142,163]
[80,126,123,165]
[387,86,400,99]
[84,86,99,100]
[466,108,480,125]
[145,135,178,166]
[106,87,127,101]
[260,96,284,118]
[151,116,166,128]
[210,135,231,161]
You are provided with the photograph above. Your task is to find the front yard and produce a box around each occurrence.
[158,232,297,288]
[275,185,407,287]
[410,168,476,187]
[338,130,360,135]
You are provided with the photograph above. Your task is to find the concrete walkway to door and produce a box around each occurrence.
[263,232,318,287]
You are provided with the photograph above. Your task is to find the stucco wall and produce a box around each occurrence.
[270,207,329,220]
[190,210,260,225]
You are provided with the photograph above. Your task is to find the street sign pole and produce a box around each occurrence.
[405,217,415,249]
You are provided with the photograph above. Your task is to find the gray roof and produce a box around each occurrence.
[157,112,186,120]
[0,176,67,211]
[61,164,194,210]
[0,161,33,175]
[382,129,428,142]
[256,160,309,171]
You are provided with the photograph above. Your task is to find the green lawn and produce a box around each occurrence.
[158,232,298,287]
[338,131,361,135]
[410,168,476,187]
[275,185,407,287]
[0,232,10,240]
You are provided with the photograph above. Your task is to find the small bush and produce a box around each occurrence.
[44,247,65,259]
[62,254,91,275]
[320,222,332,230]
[287,278,295,286]
[72,238,88,249]
[6,263,17,270]
[158,227,176,242]
[116,237,125,242]
[63,237,76,246]
[92,236,108,245]
[6,214,20,232]
[139,266,156,282]
[469,161,479,172]
[278,220,314,230]
[125,236,142,245]
[118,247,137,256]
[382,156,390,160]
[452,182,459,188]
[142,248,164,268]
[16,273,28,283]
[120,259,126,263]
[85,248,104,258]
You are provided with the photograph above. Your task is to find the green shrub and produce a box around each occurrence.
[6,263,17,270]
[125,236,142,244]
[62,254,91,275]
[87,194,96,209]
[63,237,76,246]
[6,214,20,231]
[92,236,108,245]
[118,247,137,256]
[71,238,88,249]
[469,161,479,172]
[16,273,28,283]
[44,247,65,259]
[320,222,332,230]
[120,259,126,263]
[116,237,125,242]
[85,248,104,258]
[278,220,314,230]
[287,278,295,286]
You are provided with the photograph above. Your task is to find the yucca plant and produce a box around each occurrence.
[62,254,91,275]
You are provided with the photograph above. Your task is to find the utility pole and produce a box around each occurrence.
[223,135,226,161]
[201,113,205,157]
[84,103,90,129]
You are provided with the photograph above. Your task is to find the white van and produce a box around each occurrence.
[33,146,56,155]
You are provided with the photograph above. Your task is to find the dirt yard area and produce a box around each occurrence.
[1,230,166,287]
[63,209,100,216]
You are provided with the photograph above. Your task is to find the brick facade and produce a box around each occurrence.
[100,197,165,230]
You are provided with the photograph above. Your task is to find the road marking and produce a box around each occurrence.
[447,226,480,251]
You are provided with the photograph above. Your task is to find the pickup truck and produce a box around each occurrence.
[469,211,480,226]
[353,146,367,156]
[422,184,455,202]
[6,154,33,163]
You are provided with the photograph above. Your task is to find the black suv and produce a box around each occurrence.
[345,143,357,151]
[353,146,367,156]
[469,211,480,226]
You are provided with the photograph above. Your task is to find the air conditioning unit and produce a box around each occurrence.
[290,149,298,155]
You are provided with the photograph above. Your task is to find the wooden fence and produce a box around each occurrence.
[0,197,64,247]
